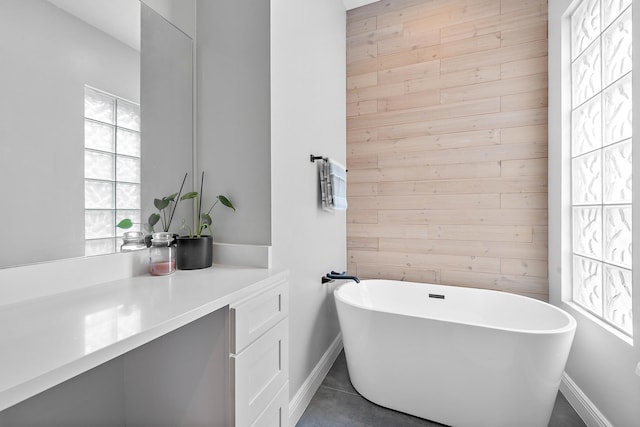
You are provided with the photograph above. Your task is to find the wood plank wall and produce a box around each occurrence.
[346,0,549,300]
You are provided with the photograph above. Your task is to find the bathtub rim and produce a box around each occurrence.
[334,279,577,336]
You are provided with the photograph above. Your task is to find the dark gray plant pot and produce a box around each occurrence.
[176,235,213,270]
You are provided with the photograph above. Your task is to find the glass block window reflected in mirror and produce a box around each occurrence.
[84,86,141,256]
[570,0,633,337]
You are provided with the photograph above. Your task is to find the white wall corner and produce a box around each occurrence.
[289,333,343,426]
[560,373,613,427]
[342,0,378,11]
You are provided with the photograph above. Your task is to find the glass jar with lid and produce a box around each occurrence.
[121,231,147,252]
[149,232,176,276]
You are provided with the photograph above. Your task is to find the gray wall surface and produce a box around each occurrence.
[196,0,271,245]
[140,3,194,234]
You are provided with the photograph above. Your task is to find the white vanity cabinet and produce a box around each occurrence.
[230,278,289,427]
[0,266,290,426]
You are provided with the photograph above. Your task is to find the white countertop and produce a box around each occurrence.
[0,265,288,412]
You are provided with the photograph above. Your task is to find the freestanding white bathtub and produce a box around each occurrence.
[334,280,576,427]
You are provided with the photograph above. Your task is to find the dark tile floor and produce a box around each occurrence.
[297,350,586,427]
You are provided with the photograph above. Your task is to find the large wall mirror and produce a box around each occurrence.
[0,0,194,269]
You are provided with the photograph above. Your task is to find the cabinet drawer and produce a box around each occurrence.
[250,381,289,427]
[231,280,288,354]
[231,319,289,427]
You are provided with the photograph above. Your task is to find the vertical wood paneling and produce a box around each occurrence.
[347,0,549,300]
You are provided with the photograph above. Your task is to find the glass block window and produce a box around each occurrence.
[84,86,141,256]
[570,0,633,337]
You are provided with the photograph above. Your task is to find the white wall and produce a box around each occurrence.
[271,0,347,409]
[342,0,377,11]
[548,2,640,426]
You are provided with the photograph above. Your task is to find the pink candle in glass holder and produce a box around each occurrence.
[149,232,176,276]
[150,260,176,276]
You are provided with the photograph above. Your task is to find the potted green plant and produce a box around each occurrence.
[176,171,235,270]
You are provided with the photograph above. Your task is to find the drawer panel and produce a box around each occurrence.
[231,280,289,353]
[250,381,289,427]
[231,319,289,427]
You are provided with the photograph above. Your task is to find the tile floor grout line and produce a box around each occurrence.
[319,384,361,397]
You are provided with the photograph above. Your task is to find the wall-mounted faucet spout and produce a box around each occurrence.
[326,271,360,283]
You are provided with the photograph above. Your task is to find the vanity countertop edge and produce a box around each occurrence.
[0,265,289,412]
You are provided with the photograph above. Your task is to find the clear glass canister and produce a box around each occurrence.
[149,232,176,276]
[121,231,147,252]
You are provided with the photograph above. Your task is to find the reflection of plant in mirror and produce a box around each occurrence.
[117,173,188,234]
[116,219,133,229]
[180,172,235,238]
[148,173,188,233]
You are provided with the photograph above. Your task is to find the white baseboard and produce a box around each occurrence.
[560,372,612,427]
[289,333,343,426]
